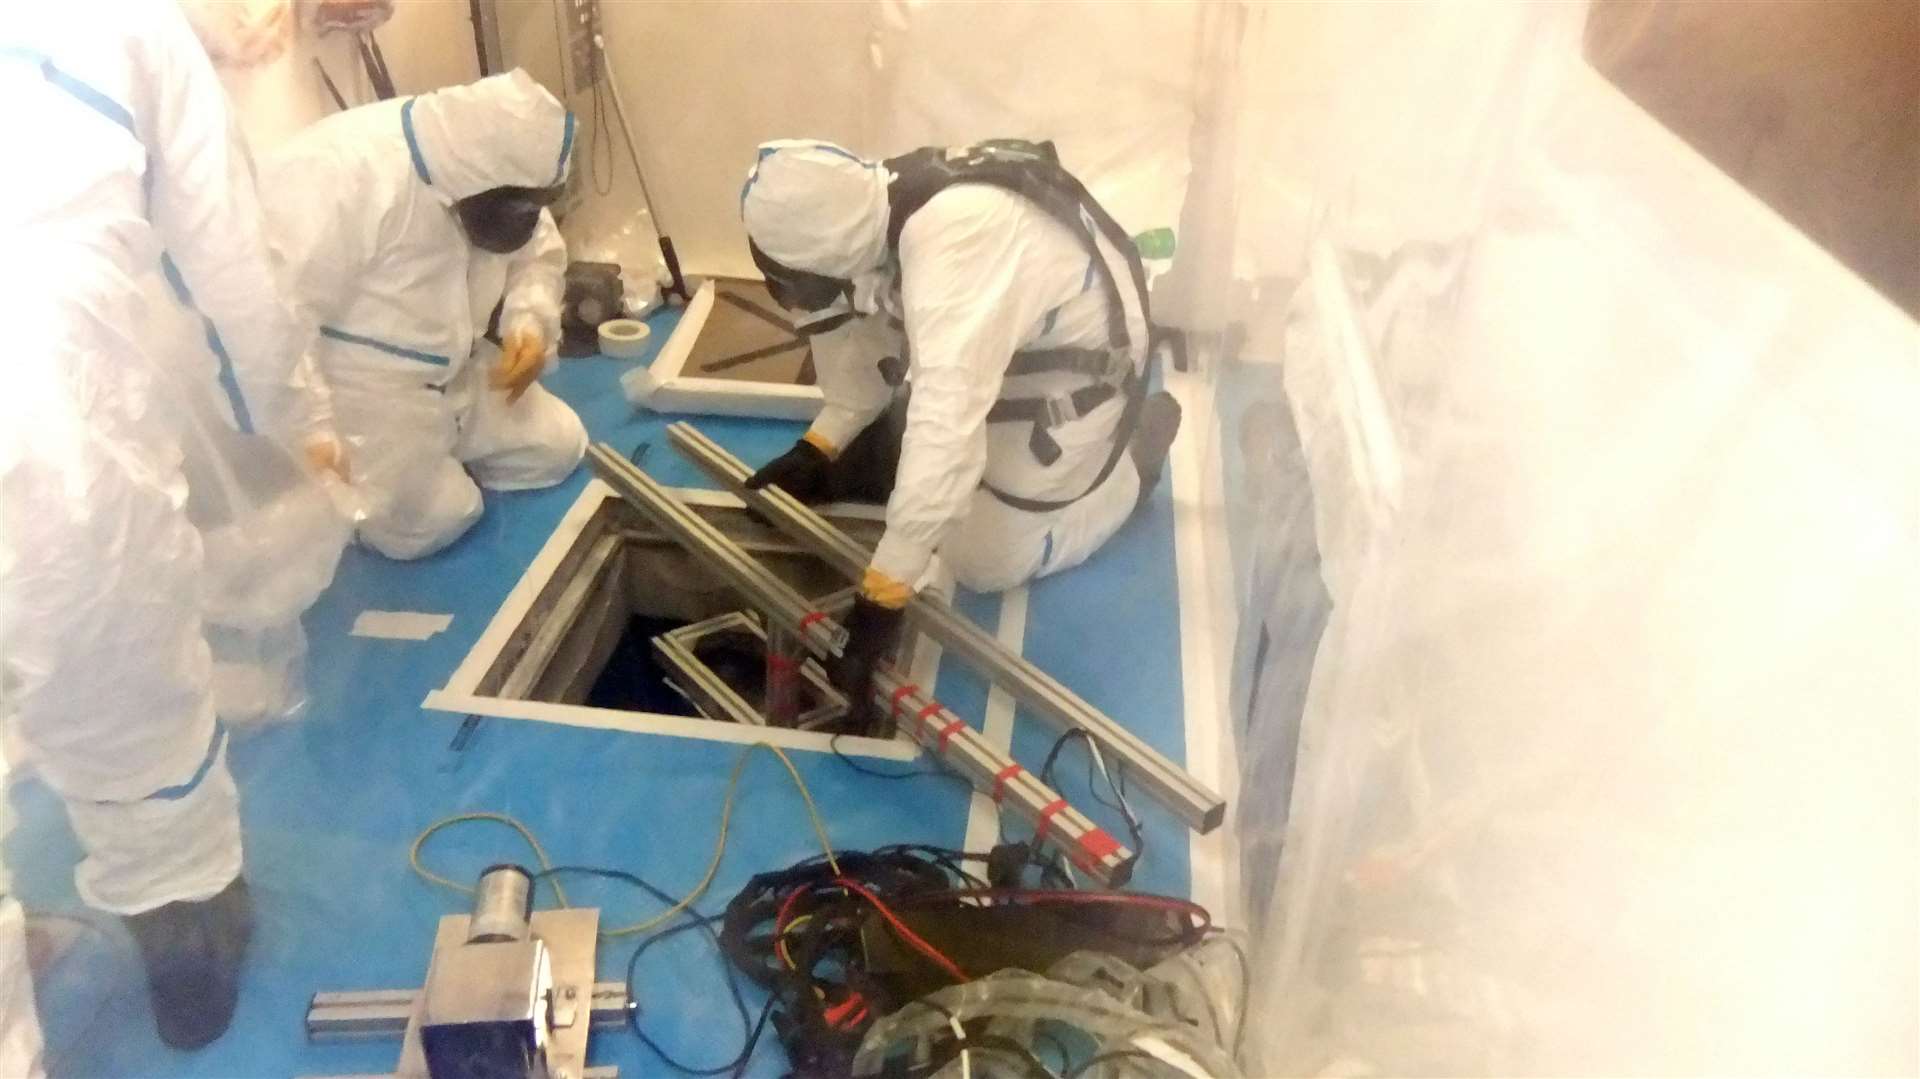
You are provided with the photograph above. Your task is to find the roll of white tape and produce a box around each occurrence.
[598,318,652,359]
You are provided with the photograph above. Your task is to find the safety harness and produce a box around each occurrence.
[881,139,1155,513]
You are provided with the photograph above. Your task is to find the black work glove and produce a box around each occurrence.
[745,438,834,504]
[832,595,906,736]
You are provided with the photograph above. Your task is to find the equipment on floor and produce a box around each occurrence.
[584,442,1136,886]
[663,422,1228,834]
[711,844,1220,1078]
[304,864,627,1079]
[561,260,624,357]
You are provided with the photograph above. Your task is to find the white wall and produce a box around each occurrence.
[503,0,872,279]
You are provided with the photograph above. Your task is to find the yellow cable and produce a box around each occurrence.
[408,812,571,907]
[407,741,840,940]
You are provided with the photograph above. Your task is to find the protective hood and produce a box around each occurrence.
[403,69,574,202]
[740,140,892,281]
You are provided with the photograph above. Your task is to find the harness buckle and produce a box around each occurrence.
[1044,394,1080,427]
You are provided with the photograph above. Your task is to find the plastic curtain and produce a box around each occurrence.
[1173,2,1919,1074]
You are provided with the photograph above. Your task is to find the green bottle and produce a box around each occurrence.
[1133,227,1177,260]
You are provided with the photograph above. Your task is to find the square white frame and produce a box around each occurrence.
[423,479,925,761]
[631,278,825,421]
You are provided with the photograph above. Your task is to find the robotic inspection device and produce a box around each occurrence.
[304,865,628,1079]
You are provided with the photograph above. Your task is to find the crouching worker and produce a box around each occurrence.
[739,139,1181,727]
[261,70,587,559]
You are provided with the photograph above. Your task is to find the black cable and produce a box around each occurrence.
[1040,729,1145,873]
[571,0,614,197]
[729,994,778,1079]
[829,732,970,788]
[533,866,755,1077]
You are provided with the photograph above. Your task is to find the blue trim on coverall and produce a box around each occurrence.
[552,111,576,185]
[6,50,256,433]
[320,325,453,367]
[401,97,433,184]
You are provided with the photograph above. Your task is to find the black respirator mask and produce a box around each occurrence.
[749,240,851,314]
[456,185,563,254]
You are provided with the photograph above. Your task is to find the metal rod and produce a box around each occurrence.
[764,625,802,727]
[583,452,1129,880]
[664,422,1227,834]
[306,983,630,1042]
[868,667,1134,887]
[586,444,848,656]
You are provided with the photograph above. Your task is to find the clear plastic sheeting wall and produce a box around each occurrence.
[1174,2,1918,1074]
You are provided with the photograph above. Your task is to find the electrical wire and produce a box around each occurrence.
[1040,729,1145,874]
[829,731,971,787]
[408,741,840,938]
[830,877,970,983]
[584,3,615,195]
[544,0,570,97]
[532,866,752,1076]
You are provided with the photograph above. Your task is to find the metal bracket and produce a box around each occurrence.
[303,909,618,1079]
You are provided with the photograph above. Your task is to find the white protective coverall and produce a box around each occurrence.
[260,71,587,560]
[742,141,1149,594]
[1,0,328,1042]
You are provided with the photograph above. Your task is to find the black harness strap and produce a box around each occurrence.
[882,140,1156,514]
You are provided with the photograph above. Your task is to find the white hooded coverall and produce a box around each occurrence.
[742,142,1149,594]
[260,71,587,560]
[2,4,329,1069]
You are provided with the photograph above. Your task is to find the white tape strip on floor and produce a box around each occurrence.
[350,610,453,641]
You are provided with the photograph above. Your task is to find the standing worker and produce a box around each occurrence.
[1,0,343,1058]
[259,70,588,560]
[740,139,1182,727]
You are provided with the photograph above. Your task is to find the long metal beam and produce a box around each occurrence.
[664,422,1226,834]
[585,444,1132,882]
[586,444,847,657]
[868,667,1133,886]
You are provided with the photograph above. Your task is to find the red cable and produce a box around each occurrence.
[832,877,970,983]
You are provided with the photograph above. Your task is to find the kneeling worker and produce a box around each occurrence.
[261,70,587,559]
[739,139,1181,724]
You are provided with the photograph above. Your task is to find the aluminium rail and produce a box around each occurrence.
[585,444,848,658]
[585,443,1133,885]
[664,422,1226,833]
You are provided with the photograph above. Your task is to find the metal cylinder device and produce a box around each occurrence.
[467,864,534,944]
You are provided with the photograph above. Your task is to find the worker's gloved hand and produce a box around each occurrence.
[745,436,835,504]
[492,328,547,404]
[832,592,907,736]
[302,434,350,482]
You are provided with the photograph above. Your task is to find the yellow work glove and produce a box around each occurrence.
[493,328,547,404]
[303,435,350,482]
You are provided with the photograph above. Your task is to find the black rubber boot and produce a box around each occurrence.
[1129,391,1183,511]
[123,876,253,1050]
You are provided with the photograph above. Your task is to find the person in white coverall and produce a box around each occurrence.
[259,70,587,560]
[1,1,342,1061]
[739,139,1181,731]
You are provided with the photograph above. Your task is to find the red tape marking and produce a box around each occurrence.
[1034,799,1069,842]
[913,702,943,735]
[798,611,827,634]
[1075,828,1123,864]
[766,652,798,673]
[936,718,967,752]
[990,764,1024,804]
[888,683,920,720]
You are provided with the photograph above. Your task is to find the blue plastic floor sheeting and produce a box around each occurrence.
[5,306,1192,1078]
